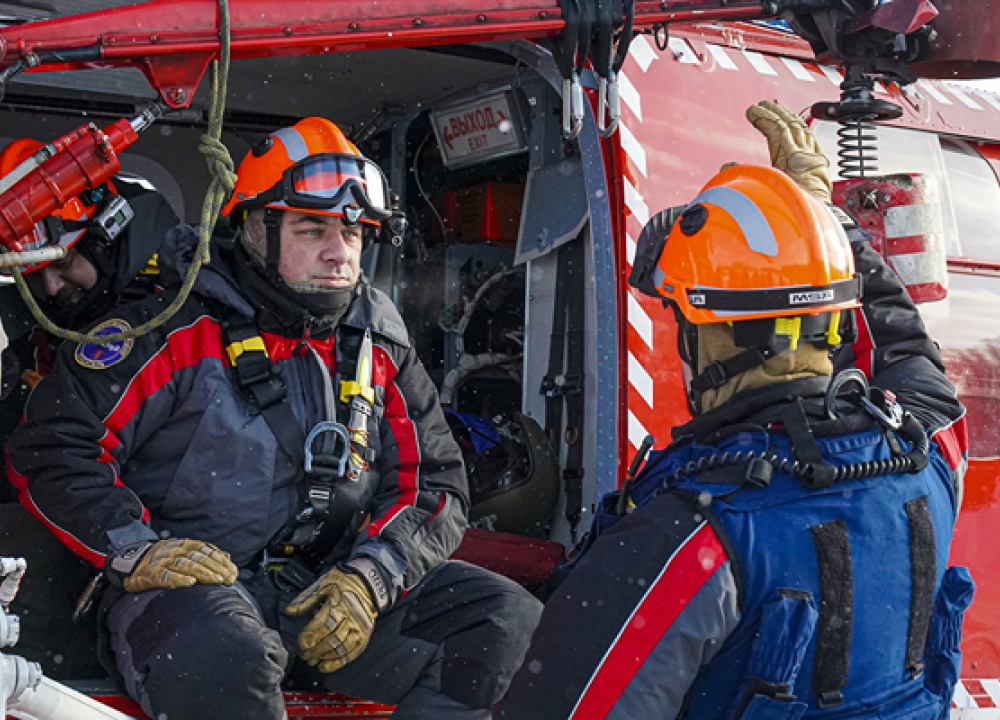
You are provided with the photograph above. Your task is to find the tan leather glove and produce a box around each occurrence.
[284,567,378,673]
[746,100,833,204]
[118,538,239,593]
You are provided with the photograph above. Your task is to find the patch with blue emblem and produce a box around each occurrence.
[75,319,134,370]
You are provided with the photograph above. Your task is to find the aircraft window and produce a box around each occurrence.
[939,138,1000,262]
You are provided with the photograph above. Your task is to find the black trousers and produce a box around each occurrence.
[106,559,543,720]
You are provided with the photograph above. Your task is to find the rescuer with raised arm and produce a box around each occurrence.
[498,101,972,720]
[7,117,541,720]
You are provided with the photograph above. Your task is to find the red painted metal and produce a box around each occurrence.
[912,0,1000,80]
[0,118,138,252]
[90,692,394,718]
[947,257,1000,278]
[832,174,949,304]
[0,0,766,107]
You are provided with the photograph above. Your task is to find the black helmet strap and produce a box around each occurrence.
[263,207,283,269]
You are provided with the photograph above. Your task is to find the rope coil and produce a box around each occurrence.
[8,0,233,346]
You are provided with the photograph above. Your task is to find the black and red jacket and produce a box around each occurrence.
[6,225,469,605]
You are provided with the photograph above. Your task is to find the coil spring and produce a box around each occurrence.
[837,117,879,180]
[661,447,920,490]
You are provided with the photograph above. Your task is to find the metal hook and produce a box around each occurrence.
[304,421,352,479]
[562,76,584,140]
[597,73,620,138]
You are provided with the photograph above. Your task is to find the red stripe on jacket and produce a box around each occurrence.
[104,316,224,434]
[931,412,968,472]
[367,346,418,536]
[6,449,107,567]
[850,307,875,380]
[569,522,728,720]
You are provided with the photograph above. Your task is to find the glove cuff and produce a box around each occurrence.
[105,540,155,588]
[341,557,390,613]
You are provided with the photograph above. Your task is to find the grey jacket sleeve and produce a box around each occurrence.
[349,342,468,606]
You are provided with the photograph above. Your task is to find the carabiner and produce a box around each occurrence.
[304,421,352,479]
[562,77,584,141]
[598,74,620,138]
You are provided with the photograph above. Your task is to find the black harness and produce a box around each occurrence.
[221,308,379,572]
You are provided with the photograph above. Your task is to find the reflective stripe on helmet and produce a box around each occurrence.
[692,186,778,257]
[273,127,310,162]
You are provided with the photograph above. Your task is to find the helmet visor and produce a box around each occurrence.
[284,154,391,222]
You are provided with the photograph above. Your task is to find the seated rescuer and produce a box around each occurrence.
[498,101,972,720]
[7,117,542,720]
[0,138,180,499]
[0,138,179,680]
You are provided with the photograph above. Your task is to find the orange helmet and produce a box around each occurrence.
[654,164,860,325]
[222,117,391,227]
[0,139,96,275]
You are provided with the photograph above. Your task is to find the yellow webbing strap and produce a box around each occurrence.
[226,336,267,365]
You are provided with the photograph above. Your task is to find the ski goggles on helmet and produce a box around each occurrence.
[244,154,392,225]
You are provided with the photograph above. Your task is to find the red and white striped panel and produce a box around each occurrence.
[618,33,1000,454]
[953,679,1000,717]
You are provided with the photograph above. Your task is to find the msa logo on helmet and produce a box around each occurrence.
[789,289,835,305]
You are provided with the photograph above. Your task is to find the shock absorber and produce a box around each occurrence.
[812,65,903,179]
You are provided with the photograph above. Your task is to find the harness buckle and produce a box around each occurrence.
[304,421,352,479]
[701,361,728,390]
[860,390,904,431]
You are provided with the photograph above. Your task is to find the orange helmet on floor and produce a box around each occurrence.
[0,139,96,275]
[222,117,391,227]
[654,164,861,325]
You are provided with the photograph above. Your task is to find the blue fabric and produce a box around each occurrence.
[584,422,964,719]
[444,410,500,453]
[924,566,975,716]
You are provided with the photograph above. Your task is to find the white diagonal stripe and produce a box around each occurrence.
[668,36,699,64]
[982,680,1000,708]
[706,43,738,71]
[919,81,953,105]
[623,178,650,226]
[618,70,642,121]
[630,34,658,72]
[953,681,978,709]
[628,292,654,351]
[628,352,654,406]
[977,91,1000,113]
[947,85,983,110]
[625,232,638,267]
[781,57,814,82]
[742,50,777,76]
[819,65,843,86]
[619,122,647,177]
[628,409,649,449]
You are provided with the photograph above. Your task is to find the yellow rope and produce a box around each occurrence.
[9,0,233,346]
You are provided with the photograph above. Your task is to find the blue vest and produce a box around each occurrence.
[617,420,973,720]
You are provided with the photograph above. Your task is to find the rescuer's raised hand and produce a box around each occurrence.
[284,566,378,673]
[746,100,832,204]
[108,538,239,593]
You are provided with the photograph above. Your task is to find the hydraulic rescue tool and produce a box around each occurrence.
[0,107,162,259]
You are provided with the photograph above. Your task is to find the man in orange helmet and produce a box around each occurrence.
[8,117,541,720]
[498,102,971,719]
[0,137,179,682]
[0,139,179,495]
